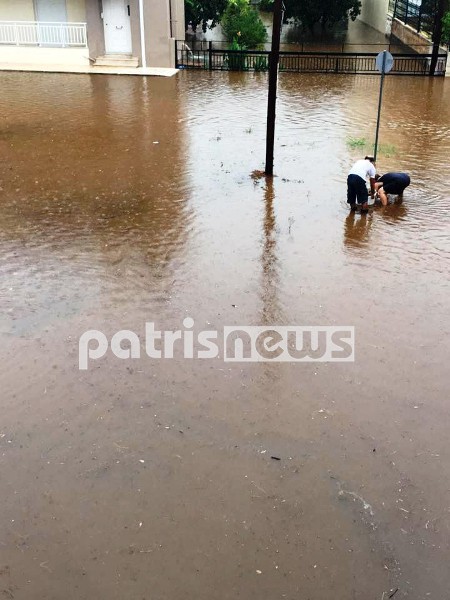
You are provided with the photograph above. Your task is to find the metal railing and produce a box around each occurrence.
[391,0,435,37]
[176,41,447,76]
[0,21,87,47]
[182,39,430,52]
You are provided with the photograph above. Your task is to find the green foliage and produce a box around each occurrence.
[379,143,397,158]
[346,137,397,158]
[347,136,366,149]
[185,0,228,32]
[442,11,450,45]
[225,38,248,70]
[221,0,268,48]
[283,0,362,33]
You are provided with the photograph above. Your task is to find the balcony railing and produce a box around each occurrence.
[0,21,87,48]
[391,0,434,37]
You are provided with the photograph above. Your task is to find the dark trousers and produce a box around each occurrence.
[347,174,368,205]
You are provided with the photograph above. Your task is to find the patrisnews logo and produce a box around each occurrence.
[223,326,354,362]
[79,321,354,370]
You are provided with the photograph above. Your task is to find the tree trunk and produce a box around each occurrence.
[430,0,447,75]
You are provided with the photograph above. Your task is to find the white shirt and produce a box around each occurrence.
[349,159,376,182]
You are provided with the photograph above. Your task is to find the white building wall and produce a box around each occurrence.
[0,0,86,22]
[0,46,89,65]
[358,0,390,35]
[66,0,86,22]
[0,0,35,21]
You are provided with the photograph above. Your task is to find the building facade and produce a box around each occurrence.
[0,0,185,70]
[357,0,391,35]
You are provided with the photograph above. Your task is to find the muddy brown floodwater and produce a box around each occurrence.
[0,70,449,600]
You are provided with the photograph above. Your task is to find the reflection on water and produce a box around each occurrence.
[259,175,283,325]
[0,70,450,599]
[343,211,374,249]
[0,74,194,333]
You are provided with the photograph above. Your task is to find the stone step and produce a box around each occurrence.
[94,55,139,68]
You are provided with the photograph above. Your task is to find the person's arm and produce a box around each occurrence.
[369,165,377,198]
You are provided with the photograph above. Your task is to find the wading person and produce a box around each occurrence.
[347,156,376,214]
[375,172,411,206]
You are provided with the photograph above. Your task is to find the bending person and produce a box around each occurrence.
[375,172,410,206]
[347,156,376,213]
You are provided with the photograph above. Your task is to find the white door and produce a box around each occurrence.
[102,0,132,54]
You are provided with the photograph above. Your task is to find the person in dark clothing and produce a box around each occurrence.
[375,172,410,206]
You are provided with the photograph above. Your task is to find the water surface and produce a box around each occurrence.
[0,70,449,600]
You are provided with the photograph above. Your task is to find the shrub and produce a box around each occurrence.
[222,0,268,49]
[442,12,450,47]
[225,38,248,70]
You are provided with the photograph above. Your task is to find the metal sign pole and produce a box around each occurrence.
[265,0,283,176]
[374,50,391,162]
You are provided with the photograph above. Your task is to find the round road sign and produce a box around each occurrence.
[376,51,394,74]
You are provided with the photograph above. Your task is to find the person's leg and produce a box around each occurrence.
[378,186,388,206]
[395,182,408,202]
[347,175,357,209]
[355,177,369,212]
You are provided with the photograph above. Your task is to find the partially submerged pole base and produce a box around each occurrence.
[264,0,283,176]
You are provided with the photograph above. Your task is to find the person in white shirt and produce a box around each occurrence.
[347,156,376,213]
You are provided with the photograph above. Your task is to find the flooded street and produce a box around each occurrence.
[0,70,449,599]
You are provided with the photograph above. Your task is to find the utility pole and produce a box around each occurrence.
[265,0,283,176]
[430,0,447,75]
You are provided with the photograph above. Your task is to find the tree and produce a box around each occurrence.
[283,0,361,33]
[185,0,228,33]
[443,11,450,45]
[221,0,268,48]
[429,0,448,74]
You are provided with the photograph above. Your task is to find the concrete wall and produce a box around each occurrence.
[67,0,86,21]
[129,0,142,64]
[170,0,185,41]
[391,18,432,53]
[145,0,169,68]
[0,0,86,22]
[85,0,104,58]
[0,46,89,65]
[0,0,35,21]
[358,0,390,35]
[144,0,184,68]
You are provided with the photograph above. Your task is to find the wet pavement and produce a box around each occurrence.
[0,71,449,599]
[194,15,413,53]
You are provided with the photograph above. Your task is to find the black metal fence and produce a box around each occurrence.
[176,41,447,76]
[391,0,437,38]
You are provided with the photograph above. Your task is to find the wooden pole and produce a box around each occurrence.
[265,0,283,176]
